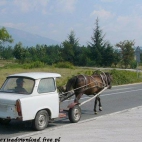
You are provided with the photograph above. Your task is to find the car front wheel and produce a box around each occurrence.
[68,105,81,123]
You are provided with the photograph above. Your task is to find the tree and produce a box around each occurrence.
[0,27,13,44]
[1,46,13,59]
[113,49,121,67]
[0,27,14,59]
[102,43,115,67]
[116,40,135,68]
[76,46,90,66]
[44,45,62,65]
[27,46,38,62]
[35,44,46,62]
[88,18,106,66]
[140,53,142,63]
[61,41,74,63]
[67,30,79,46]
[61,31,80,64]
[13,42,27,63]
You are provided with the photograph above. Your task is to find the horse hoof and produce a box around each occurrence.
[99,107,102,111]
[94,111,97,115]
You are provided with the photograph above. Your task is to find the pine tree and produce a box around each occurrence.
[88,18,105,66]
[88,18,114,67]
[61,31,80,65]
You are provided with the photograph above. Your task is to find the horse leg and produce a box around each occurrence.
[94,97,98,114]
[97,96,102,111]
[74,93,83,104]
[94,96,102,114]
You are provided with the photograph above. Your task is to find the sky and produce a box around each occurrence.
[0,0,142,47]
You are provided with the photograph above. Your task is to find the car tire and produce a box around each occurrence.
[0,118,11,125]
[68,105,81,123]
[32,110,49,131]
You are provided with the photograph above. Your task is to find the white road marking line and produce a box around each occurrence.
[107,87,137,91]
[101,88,142,97]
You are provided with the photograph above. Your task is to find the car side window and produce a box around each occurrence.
[38,78,56,93]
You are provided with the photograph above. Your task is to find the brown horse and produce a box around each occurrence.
[60,72,112,114]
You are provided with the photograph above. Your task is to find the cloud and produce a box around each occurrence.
[104,14,142,46]
[56,0,77,13]
[100,0,115,2]
[0,8,7,14]
[0,0,8,14]
[116,15,142,30]
[0,0,7,6]
[13,0,49,13]
[13,0,31,13]
[3,22,26,29]
[101,0,124,3]
[90,8,114,20]
[116,16,132,29]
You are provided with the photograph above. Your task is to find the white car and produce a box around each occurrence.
[0,72,61,130]
[0,72,81,131]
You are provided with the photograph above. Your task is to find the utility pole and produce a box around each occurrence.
[135,46,140,78]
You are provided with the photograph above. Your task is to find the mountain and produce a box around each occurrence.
[2,27,60,47]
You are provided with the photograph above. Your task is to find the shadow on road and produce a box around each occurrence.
[0,109,98,138]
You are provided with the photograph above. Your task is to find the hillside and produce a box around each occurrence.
[1,27,60,47]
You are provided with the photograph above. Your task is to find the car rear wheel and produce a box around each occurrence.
[32,110,49,131]
[0,118,11,125]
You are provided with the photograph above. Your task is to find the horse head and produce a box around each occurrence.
[104,72,113,89]
[57,85,66,94]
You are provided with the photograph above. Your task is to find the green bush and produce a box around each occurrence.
[53,62,75,69]
[84,70,93,75]
[110,69,141,85]
[130,60,137,69]
[83,69,142,86]
[2,63,22,69]
[23,61,45,69]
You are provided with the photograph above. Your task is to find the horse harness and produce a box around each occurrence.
[77,73,108,92]
[91,74,107,88]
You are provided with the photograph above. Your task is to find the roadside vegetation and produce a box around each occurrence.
[0,61,142,87]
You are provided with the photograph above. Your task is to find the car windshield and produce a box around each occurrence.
[0,77,35,94]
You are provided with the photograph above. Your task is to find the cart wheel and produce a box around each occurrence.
[0,118,11,125]
[32,110,49,131]
[68,105,81,123]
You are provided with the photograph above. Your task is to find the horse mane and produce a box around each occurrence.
[65,76,77,92]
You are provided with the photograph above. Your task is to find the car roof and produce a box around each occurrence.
[8,72,61,79]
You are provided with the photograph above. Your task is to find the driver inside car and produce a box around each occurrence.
[15,78,28,94]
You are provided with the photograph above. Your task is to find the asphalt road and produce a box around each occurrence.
[0,83,142,138]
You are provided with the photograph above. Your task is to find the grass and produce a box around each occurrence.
[0,60,142,87]
[0,66,90,87]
